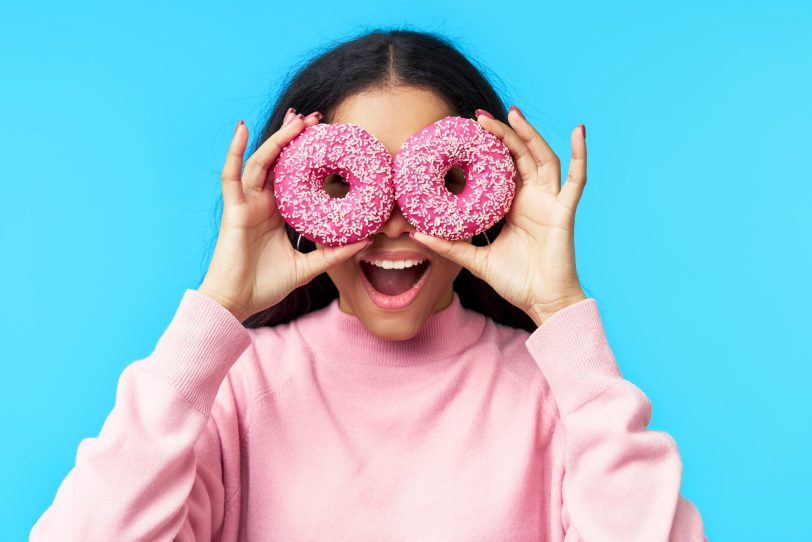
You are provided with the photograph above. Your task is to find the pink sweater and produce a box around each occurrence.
[31,289,706,541]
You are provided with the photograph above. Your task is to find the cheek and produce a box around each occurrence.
[315,243,352,287]
[427,239,469,285]
[428,259,463,287]
[325,260,357,289]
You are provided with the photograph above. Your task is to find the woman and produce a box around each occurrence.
[31,29,707,540]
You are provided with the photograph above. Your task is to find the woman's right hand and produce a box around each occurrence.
[197,108,370,322]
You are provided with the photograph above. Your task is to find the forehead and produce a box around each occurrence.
[330,85,455,158]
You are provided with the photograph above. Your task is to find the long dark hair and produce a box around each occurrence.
[204,28,563,333]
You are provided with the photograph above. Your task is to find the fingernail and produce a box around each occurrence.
[509,105,525,120]
[234,119,244,135]
[581,124,586,140]
[283,108,296,125]
[474,108,494,120]
[306,111,322,121]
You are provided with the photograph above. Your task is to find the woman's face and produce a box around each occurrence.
[315,85,471,340]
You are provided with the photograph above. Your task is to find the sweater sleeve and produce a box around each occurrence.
[29,289,252,542]
[525,298,707,541]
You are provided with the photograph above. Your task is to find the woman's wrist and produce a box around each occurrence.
[196,285,249,323]
[526,290,588,327]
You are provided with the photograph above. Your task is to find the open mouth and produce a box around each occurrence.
[359,259,431,296]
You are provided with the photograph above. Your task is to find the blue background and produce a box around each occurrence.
[2,1,809,539]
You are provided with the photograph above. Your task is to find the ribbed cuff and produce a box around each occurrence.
[525,298,622,417]
[144,288,252,416]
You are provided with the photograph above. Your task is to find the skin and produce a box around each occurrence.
[315,86,470,341]
[200,84,590,336]
[314,83,590,340]
[410,104,590,327]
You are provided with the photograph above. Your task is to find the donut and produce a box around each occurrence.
[271,122,395,247]
[393,116,516,240]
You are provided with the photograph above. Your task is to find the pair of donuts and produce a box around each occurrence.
[271,115,516,247]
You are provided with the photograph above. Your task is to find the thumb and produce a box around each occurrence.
[296,238,371,284]
[409,231,485,277]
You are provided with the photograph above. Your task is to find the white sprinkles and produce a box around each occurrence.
[271,116,516,246]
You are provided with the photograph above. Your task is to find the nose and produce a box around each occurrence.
[374,201,415,239]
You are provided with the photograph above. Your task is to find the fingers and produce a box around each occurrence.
[505,107,562,195]
[282,107,297,125]
[409,231,487,279]
[296,238,372,284]
[221,120,249,207]
[474,112,538,191]
[558,124,587,212]
[241,111,320,197]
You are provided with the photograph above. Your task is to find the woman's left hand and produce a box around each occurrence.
[410,106,588,327]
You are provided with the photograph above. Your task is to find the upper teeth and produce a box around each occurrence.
[362,258,426,269]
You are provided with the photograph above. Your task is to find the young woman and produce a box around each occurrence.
[31,29,707,541]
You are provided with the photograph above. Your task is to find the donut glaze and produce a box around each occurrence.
[271,122,395,246]
[393,116,516,240]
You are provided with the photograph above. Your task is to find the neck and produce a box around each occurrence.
[295,291,487,367]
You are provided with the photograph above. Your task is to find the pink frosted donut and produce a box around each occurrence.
[272,123,395,247]
[393,116,516,240]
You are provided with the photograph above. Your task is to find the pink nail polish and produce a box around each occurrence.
[509,105,525,120]
[475,108,494,120]
[581,124,586,140]
[307,111,322,121]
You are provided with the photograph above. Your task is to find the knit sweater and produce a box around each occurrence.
[30,288,707,541]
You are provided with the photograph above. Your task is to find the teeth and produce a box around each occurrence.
[362,258,426,269]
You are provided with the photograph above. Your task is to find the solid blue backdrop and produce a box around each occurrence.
[2,1,809,540]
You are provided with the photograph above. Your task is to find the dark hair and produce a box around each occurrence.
[203,28,572,333]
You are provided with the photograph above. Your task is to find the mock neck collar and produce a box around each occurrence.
[294,292,487,367]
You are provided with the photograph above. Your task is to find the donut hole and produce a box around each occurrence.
[323,173,350,199]
[444,166,466,195]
